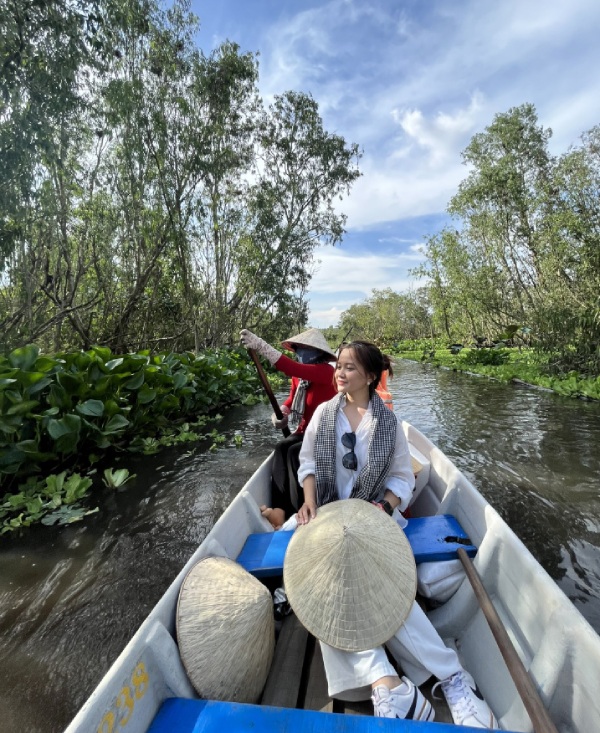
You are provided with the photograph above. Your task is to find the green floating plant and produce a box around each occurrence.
[1,471,97,533]
[1,345,265,532]
[41,505,100,526]
[102,468,137,489]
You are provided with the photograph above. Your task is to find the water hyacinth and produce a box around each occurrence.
[0,344,264,534]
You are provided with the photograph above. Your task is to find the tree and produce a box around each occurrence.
[0,0,148,263]
[0,0,157,351]
[540,126,600,371]
[338,288,432,346]
[414,105,600,371]
[0,1,362,353]
[448,103,554,328]
[237,91,361,339]
[415,104,557,347]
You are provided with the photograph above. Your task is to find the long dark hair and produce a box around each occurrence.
[338,341,393,398]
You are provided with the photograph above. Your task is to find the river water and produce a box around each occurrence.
[0,360,599,733]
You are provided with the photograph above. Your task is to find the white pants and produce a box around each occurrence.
[320,602,461,701]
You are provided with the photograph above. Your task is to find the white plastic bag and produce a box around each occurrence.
[417,559,465,602]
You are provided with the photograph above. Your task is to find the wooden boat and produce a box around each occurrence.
[65,421,600,733]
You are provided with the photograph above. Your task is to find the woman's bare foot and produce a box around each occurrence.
[260,505,285,529]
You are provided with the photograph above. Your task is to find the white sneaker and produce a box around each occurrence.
[372,677,434,721]
[434,670,499,729]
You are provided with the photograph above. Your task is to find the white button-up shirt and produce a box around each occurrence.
[297,396,415,515]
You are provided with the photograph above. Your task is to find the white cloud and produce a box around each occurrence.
[306,242,431,326]
[193,0,600,326]
[308,306,346,328]
[378,237,418,245]
[340,155,466,228]
[309,246,424,295]
[543,87,600,152]
[393,92,485,166]
[333,92,487,228]
[256,2,342,101]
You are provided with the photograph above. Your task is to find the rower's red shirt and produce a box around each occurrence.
[275,355,337,434]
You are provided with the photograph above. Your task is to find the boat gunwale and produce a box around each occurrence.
[65,422,600,733]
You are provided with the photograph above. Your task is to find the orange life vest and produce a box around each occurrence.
[376,370,393,411]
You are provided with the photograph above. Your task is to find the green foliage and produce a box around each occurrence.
[411,104,600,376]
[208,429,226,452]
[135,437,161,455]
[1,1,360,355]
[102,468,136,489]
[1,471,98,534]
[460,349,511,367]
[392,340,600,400]
[0,344,264,532]
[41,505,100,527]
[338,288,432,347]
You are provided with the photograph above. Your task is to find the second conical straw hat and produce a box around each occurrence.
[283,499,416,651]
[281,328,337,359]
[176,556,274,702]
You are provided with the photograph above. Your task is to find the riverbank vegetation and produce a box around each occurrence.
[1,0,360,535]
[1,0,360,355]
[388,340,600,401]
[325,104,599,386]
[0,344,275,534]
[415,105,600,378]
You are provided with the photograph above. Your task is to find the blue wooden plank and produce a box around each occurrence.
[148,697,515,733]
[403,515,477,564]
[236,516,476,577]
[148,698,208,731]
[236,530,295,577]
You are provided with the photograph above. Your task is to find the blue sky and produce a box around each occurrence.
[189,0,600,327]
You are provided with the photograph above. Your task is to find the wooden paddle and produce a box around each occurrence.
[457,548,560,733]
[248,348,291,438]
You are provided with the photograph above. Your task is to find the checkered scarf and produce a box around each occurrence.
[289,379,309,431]
[314,392,397,507]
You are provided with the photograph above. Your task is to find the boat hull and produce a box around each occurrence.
[65,423,600,733]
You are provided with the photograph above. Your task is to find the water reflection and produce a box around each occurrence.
[392,360,600,628]
[0,401,278,733]
[0,368,599,732]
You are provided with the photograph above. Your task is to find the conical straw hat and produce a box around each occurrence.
[283,500,416,651]
[281,328,337,359]
[176,556,275,703]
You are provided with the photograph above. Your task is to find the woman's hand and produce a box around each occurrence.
[297,499,317,525]
[240,329,281,365]
[260,505,285,529]
[298,475,317,525]
[271,404,291,429]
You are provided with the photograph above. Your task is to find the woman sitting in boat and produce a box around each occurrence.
[240,327,337,527]
[293,340,498,729]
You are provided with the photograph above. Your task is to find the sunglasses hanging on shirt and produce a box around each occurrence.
[341,431,357,470]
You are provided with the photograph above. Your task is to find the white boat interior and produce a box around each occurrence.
[65,422,600,733]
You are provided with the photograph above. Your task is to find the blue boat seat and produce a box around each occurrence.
[148,697,509,732]
[403,514,477,563]
[236,530,295,577]
[236,514,476,577]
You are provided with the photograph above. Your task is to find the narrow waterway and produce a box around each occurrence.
[392,361,600,632]
[0,360,599,733]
